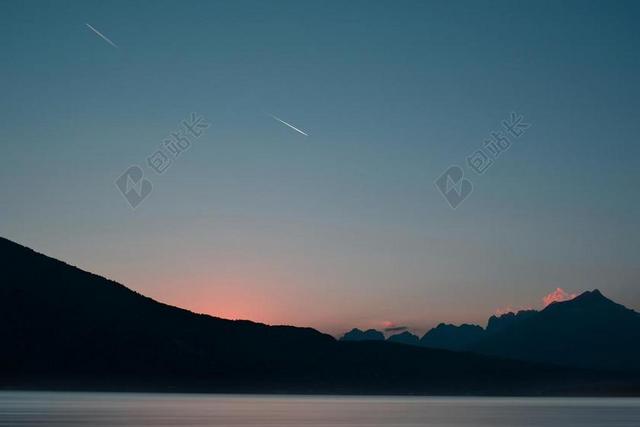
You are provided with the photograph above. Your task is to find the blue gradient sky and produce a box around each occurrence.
[1,0,639,335]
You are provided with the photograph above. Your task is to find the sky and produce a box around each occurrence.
[1,0,639,337]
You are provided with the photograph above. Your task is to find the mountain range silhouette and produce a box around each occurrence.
[1,236,638,395]
[344,290,640,373]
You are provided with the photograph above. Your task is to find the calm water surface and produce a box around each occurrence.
[0,391,639,426]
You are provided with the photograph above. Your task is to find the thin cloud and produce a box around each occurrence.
[543,288,577,307]
[85,23,118,48]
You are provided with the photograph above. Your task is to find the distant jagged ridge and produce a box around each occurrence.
[340,290,640,372]
[387,331,420,346]
[420,323,485,351]
[339,328,385,342]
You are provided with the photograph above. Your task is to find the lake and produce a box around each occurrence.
[0,392,639,426]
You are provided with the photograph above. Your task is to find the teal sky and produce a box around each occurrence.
[2,0,639,336]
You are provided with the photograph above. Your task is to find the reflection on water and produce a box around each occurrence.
[0,392,639,426]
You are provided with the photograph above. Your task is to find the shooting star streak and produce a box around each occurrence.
[85,23,118,48]
[269,114,309,136]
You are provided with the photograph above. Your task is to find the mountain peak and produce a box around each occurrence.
[541,289,614,311]
[486,309,538,333]
[584,289,604,298]
[339,328,385,341]
[387,331,420,346]
[420,323,485,351]
[572,289,611,304]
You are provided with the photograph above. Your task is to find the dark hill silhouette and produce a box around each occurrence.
[420,323,485,351]
[340,328,385,342]
[414,292,640,373]
[387,331,420,346]
[486,310,538,334]
[0,237,637,395]
[472,290,640,372]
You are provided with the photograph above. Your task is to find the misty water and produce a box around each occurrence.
[1,392,639,426]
